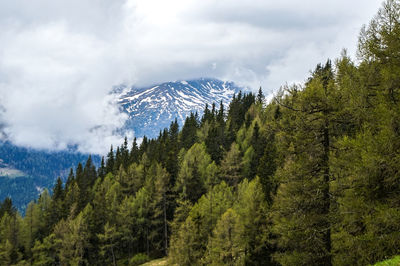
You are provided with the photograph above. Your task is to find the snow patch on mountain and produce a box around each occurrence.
[114,78,245,138]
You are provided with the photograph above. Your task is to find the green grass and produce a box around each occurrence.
[140,257,168,266]
[374,256,400,266]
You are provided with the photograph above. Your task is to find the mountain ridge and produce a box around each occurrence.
[115,78,245,138]
[0,78,245,211]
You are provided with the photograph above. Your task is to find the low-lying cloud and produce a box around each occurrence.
[0,0,382,154]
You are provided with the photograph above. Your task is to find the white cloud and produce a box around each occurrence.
[0,0,383,154]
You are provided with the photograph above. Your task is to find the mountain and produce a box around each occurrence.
[0,78,244,212]
[116,78,245,138]
[0,141,100,213]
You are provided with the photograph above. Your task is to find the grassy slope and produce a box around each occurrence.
[374,256,400,266]
[141,258,168,266]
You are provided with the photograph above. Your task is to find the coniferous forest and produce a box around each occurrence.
[1,1,400,265]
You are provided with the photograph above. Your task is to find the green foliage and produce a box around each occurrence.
[270,60,341,266]
[98,222,121,265]
[180,112,199,150]
[332,126,400,265]
[220,142,243,187]
[175,143,211,202]
[204,208,244,266]
[2,3,400,265]
[374,255,400,266]
[234,178,273,265]
[241,146,255,179]
[257,132,277,204]
[31,234,57,266]
[0,240,13,265]
[169,217,200,266]
[129,253,151,266]
[22,201,41,258]
[169,182,234,265]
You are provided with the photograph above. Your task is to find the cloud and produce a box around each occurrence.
[0,0,383,154]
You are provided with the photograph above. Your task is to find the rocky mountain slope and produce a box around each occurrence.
[116,78,244,138]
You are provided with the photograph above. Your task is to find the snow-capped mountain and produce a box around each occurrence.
[116,78,245,138]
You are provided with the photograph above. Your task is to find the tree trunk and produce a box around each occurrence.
[163,192,168,256]
[322,119,332,266]
[111,245,116,266]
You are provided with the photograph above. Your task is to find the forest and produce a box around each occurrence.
[1,1,400,265]
[0,141,98,213]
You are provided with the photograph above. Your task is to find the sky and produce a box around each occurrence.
[0,0,383,154]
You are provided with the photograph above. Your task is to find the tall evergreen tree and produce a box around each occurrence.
[98,156,106,179]
[204,208,244,265]
[175,143,211,203]
[180,112,199,150]
[257,87,265,105]
[220,142,243,187]
[106,145,115,175]
[332,2,400,264]
[129,137,140,164]
[271,61,339,265]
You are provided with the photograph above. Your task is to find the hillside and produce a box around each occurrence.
[0,141,99,213]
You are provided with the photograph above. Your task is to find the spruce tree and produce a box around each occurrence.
[257,87,265,105]
[129,137,140,164]
[106,145,115,175]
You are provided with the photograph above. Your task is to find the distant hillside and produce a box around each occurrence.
[0,141,100,213]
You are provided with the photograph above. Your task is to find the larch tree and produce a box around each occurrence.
[271,61,341,266]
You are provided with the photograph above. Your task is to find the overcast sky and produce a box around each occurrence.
[0,0,383,154]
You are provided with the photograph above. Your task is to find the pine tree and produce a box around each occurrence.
[31,234,57,265]
[36,190,52,240]
[53,204,92,265]
[121,136,130,169]
[132,187,151,256]
[175,143,211,203]
[115,195,136,258]
[180,112,199,150]
[220,143,243,187]
[256,132,278,204]
[98,222,121,266]
[0,240,13,265]
[205,209,244,265]
[65,168,75,192]
[271,61,339,265]
[201,103,214,125]
[205,125,224,164]
[217,100,225,124]
[0,211,23,264]
[170,182,234,265]
[76,156,97,211]
[75,163,84,190]
[114,146,122,173]
[165,119,179,185]
[129,137,140,164]
[98,156,106,179]
[169,217,199,266]
[332,2,400,263]
[106,145,115,175]
[147,163,170,256]
[23,201,40,259]
[0,197,16,218]
[257,87,265,105]
[47,177,66,231]
[234,178,274,265]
